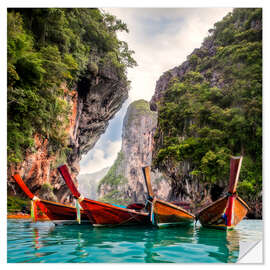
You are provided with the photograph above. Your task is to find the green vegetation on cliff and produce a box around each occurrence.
[125,99,157,129]
[154,8,262,203]
[7,8,137,163]
[98,151,128,204]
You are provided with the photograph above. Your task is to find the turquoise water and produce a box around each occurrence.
[7,219,263,263]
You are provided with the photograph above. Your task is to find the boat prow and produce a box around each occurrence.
[196,156,249,230]
[197,195,249,230]
[11,174,89,224]
[142,166,195,228]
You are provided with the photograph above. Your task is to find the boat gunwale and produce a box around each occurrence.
[154,198,195,218]
[196,195,249,218]
[40,199,87,213]
[236,196,250,210]
[196,196,227,217]
[83,198,149,217]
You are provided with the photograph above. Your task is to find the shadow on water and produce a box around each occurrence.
[8,220,242,263]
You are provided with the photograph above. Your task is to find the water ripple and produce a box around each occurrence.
[7,219,263,263]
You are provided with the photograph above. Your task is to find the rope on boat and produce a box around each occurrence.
[76,199,81,224]
[78,195,84,203]
[76,195,84,224]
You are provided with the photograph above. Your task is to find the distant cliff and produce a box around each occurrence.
[98,100,171,205]
[78,167,109,200]
[150,8,262,217]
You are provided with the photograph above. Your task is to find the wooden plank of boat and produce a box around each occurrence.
[196,156,250,230]
[142,166,195,228]
[58,165,151,227]
[12,174,89,223]
[34,199,89,222]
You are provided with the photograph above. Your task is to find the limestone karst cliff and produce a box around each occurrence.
[150,8,262,217]
[7,8,134,204]
[98,99,171,205]
[8,63,129,203]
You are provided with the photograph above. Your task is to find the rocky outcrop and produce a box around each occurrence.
[8,62,129,204]
[148,32,227,209]
[98,100,171,205]
[150,8,262,216]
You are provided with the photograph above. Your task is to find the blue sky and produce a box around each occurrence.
[79,7,232,174]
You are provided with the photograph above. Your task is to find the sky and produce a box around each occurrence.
[79,7,233,174]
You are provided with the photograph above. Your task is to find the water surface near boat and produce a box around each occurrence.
[7,219,263,263]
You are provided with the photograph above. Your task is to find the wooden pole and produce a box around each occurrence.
[142,166,154,198]
[58,165,81,198]
[228,156,243,194]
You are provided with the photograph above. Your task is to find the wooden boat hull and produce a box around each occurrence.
[141,166,195,228]
[152,199,195,228]
[196,156,249,230]
[39,200,89,222]
[58,164,150,227]
[12,174,88,223]
[197,195,249,230]
[80,198,150,226]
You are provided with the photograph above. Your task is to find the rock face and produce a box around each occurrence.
[149,37,226,210]
[8,63,129,204]
[150,8,262,216]
[78,167,109,200]
[98,100,171,205]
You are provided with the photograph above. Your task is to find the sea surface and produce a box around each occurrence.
[7,219,263,263]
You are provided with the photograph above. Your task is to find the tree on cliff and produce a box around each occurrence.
[153,8,262,211]
[7,8,137,164]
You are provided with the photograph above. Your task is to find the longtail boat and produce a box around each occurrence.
[196,156,250,230]
[58,165,151,227]
[12,174,89,224]
[142,166,195,228]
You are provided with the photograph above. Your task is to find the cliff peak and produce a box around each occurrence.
[98,99,170,204]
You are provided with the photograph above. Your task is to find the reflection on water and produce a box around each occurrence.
[195,227,240,263]
[7,219,263,263]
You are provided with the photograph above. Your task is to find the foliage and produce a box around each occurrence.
[39,183,58,201]
[7,195,30,213]
[98,151,129,204]
[125,99,157,129]
[7,8,137,163]
[98,151,127,191]
[99,190,128,205]
[154,8,262,199]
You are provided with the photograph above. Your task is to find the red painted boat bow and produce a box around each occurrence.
[12,174,50,218]
[58,164,150,226]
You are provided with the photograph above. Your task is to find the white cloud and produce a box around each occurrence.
[105,8,232,102]
[80,140,121,174]
[80,8,232,174]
